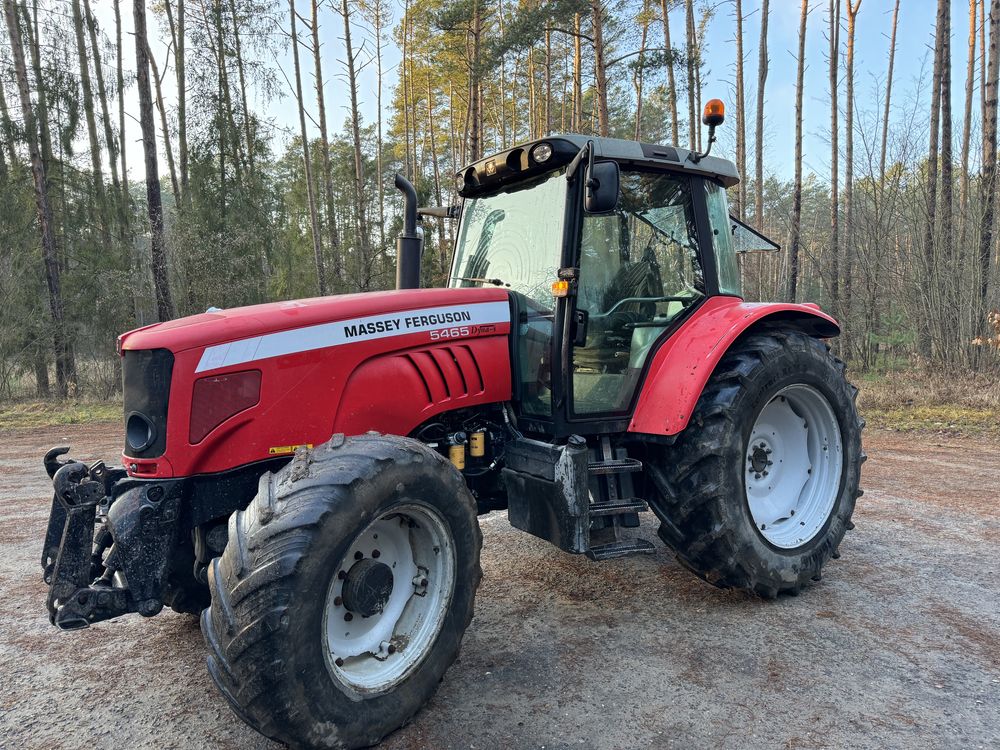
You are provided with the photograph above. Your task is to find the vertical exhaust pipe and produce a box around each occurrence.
[394,174,423,290]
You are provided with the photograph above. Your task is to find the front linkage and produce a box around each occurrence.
[42,446,183,630]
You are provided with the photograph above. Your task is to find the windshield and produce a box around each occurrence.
[450,169,566,306]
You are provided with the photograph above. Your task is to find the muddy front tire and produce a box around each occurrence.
[646,331,864,598]
[201,434,482,749]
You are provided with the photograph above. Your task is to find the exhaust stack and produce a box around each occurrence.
[394,174,423,290]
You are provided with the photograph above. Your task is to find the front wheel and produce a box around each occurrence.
[201,434,482,749]
[646,331,864,598]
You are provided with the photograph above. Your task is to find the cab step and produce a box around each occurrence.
[588,498,648,517]
[586,538,656,561]
[587,457,643,475]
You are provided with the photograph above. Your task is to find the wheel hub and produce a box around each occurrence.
[341,558,394,617]
[748,442,772,475]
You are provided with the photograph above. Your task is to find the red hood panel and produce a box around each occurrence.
[119,287,510,353]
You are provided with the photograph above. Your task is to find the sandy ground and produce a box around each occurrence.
[0,424,998,750]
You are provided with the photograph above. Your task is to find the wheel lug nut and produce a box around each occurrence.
[372,550,380,559]
[334,596,343,606]
[337,570,347,580]
[354,551,364,560]
[335,657,344,667]
[344,612,353,622]
[387,644,396,654]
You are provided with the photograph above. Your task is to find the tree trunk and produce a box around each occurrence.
[879,0,899,181]
[960,0,976,251]
[340,0,373,287]
[940,0,954,281]
[427,72,447,280]
[660,0,679,144]
[227,0,254,176]
[402,0,411,179]
[4,0,76,395]
[685,0,697,149]
[469,0,483,160]
[754,0,769,230]
[114,0,129,210]
[147,43,180,202]
[545,28,552,134]
[734,0,746,219]
[0,64,16,171]
[922,0,945,358]
[592,0,610,136]
[633,2,649,141]
[829,0,840,318]
[785,0,808,303]
[83,0,120,194]
[289,0,326,295]
[198,0,245,183]
[177,0,187,202]
[72,0,110,243]
[979,0,1000,339]
[372,0,386,248]
[843,0,861,349]
[573,12,583,131]
[312,0,344,286]
[134,0,174,321]
[20,0,54,186]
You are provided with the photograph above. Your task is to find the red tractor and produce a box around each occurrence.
[42,104,863,749]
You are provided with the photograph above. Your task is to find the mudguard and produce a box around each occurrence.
[627,296,840,436]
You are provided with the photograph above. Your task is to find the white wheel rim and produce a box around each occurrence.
[321,502,456,694]
[745,384,843,549]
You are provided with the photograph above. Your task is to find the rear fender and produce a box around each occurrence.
[627,297,840,437]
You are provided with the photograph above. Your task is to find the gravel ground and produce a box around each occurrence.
[1,424,998,750]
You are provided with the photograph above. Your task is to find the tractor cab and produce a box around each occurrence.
[449,133,771,437]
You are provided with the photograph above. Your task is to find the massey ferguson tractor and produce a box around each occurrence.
[41,101,863,749]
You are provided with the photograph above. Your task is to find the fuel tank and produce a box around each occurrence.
[118,288,513,479]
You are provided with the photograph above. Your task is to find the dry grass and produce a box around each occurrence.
[857,369,1000,435]
[0,400,119,430]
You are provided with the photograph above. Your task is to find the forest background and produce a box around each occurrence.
[1,0,998,431]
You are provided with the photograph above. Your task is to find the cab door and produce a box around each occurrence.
[570,170,707,419]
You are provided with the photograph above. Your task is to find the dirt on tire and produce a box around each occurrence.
[1,423,998,749]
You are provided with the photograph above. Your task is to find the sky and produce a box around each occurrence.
[90,0,952,184]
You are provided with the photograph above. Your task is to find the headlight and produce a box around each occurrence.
[530,142,553,163]
[189,370,262,443]
[455,173,465,192]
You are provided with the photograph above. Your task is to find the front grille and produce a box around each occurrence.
[122,348,174,458]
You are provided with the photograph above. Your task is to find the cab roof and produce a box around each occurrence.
[457,134,740,198]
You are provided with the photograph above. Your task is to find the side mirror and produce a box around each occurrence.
[585,160,620,214]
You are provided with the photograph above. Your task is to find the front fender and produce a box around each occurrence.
[628,297,840,436]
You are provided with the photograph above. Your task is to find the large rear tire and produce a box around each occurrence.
[645,330,864,598]
[201,433,482,749]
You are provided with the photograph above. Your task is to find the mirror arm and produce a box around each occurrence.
[566,139,593,182]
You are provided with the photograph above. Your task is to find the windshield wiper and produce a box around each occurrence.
[451,276,511,287]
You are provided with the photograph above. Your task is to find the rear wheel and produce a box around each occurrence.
[201,433,482,749]
[646,331,864,597]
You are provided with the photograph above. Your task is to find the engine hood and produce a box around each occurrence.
[118,287,511,354]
